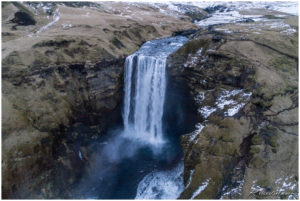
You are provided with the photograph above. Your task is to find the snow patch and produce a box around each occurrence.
[199,106,217,119]
[187,123,204,144]
[220,178,245,199]
[250,180,265,192]
[37,8,60,34]
[216,89,252,117]
[215,28,233,34]
[186,170,195,188]
[280,28,297,35]
[190,179,210,199]
[195,92,205,103]
[226,103,246,116]
[184,48,207,68]
[62,23,72,29]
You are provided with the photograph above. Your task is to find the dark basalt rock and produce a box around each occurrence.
[10,11,36,26]
[172,29,198,37]
[212,35,223,42]
[238,18,255,23]
[204,5,229,13]
[33,39,75,48]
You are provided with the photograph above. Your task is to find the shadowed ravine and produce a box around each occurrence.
[73,36,198,199]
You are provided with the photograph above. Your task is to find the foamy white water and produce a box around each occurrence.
[135,162,184,199]
[122,36,188,146]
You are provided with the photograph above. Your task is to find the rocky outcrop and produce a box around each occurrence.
[2,57,125,198]
[167,16,298,199]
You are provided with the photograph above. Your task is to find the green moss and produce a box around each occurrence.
[268,135,278,147]
[268,56,294,73]
[285,85,297,93]
[220,133,234,142]
[251,135,263,145]
[250,146,260,155]
[260,126,279,148]
[221,136,233,142]
[251,157,265,168]
[225,145,236,156]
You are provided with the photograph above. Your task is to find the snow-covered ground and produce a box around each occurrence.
[150,1,298,27]
[189,1,298,15]
[195,89,252,120]
[249,176,298,199]
[220,177,245,199]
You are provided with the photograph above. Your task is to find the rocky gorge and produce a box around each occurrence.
[1,1,299,199]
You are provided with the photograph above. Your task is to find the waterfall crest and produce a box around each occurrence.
[122,36,188,146]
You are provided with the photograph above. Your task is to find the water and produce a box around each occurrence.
[123,55,166,145]
[75,36,189,199]
[135,161,185,199]
[123,36,188,146]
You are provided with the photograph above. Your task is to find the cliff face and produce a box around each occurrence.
[167,15,298,199]
[2,58,126,198]
[2,2,200,198]
[2,1,298,199]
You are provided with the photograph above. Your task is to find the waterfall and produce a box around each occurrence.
[122,36,188,146]
[123,55,167,144]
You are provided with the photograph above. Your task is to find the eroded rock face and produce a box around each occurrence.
[167,17,298,199]
[2,1,202,198]
[2,59,125,198]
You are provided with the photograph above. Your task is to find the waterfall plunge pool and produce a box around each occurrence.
[74,36,198,199]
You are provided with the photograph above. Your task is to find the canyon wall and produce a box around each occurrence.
[2,2,200,198]
[167,17,298,199]
[2,1,298,199]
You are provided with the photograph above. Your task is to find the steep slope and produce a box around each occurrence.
[167,15,298,199]
[2,2,201,198]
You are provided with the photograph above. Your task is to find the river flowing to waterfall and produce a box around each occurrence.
[75,36,193,199]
